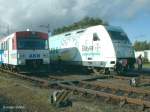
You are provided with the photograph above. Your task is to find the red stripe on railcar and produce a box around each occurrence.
[12,35,17,50]
[15,31,48,39]
[37,32,48,39]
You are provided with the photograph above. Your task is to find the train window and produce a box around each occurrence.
[1,43,3,50]
[2,43,4,50]
[3,42,5,50]
[17,38,48,50]
[5,42,6,50]
[93,33,100,41]
[6,41,8,50]
[76,30,85,34]
[5,41,6,50]
[65,33,71,36]
[3,42,4,50]
[45,40,48,49]
[4,42,6,50]
[12,39,13,48]
[12,39,15,49]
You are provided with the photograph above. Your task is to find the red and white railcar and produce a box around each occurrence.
[0,31,49,73]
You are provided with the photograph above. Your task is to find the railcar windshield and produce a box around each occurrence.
[17,39,48,50]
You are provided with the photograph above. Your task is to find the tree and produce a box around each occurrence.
[53,17,108,35]
[133,40,150,51]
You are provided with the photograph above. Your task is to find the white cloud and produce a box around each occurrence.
[0,0,149,34]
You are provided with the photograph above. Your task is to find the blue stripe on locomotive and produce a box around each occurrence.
[0,50,4,64]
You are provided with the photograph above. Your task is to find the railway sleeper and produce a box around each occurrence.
[104,97,111,102]
[119,99,126,107]
[80,81,150,96]
[57,83,150,109]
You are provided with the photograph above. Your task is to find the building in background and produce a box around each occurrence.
[135,50,150,62]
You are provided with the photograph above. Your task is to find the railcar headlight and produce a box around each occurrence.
[18,59,25,65]
[17,54,25,59]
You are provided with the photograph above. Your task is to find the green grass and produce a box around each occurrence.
[135,63,150,68]
[0,76,54,112]
[143,63,150,68]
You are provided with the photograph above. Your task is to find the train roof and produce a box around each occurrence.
[50,25,124,38]
[51,28,86,38]
[0,33,14,41]
[0,31,48,41]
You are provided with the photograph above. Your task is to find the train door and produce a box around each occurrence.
[7,39,10,64]
[92,33,101,65]
[0,50,4,64]
[3,41,9,64]
[4,39,10,65]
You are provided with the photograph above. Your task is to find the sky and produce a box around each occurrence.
[0,0,149,43]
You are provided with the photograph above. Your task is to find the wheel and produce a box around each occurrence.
[104,68,110,75]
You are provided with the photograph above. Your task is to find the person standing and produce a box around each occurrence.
[137,54,143,71]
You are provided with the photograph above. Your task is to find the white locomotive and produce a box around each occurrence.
[49,25,135,74]
[0,31,49,73]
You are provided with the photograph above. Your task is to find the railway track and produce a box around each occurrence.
[57,83,150,108]
[114,75,150,84]
[0,69,150,110]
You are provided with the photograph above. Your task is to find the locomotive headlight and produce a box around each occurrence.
[43,59,49,64]
[43,53,49,58]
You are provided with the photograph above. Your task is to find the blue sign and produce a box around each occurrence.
[29,54,40,58]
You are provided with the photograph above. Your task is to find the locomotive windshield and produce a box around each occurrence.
[107,30,130,42]
[17,38,48,50]
[106,26,130,42]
